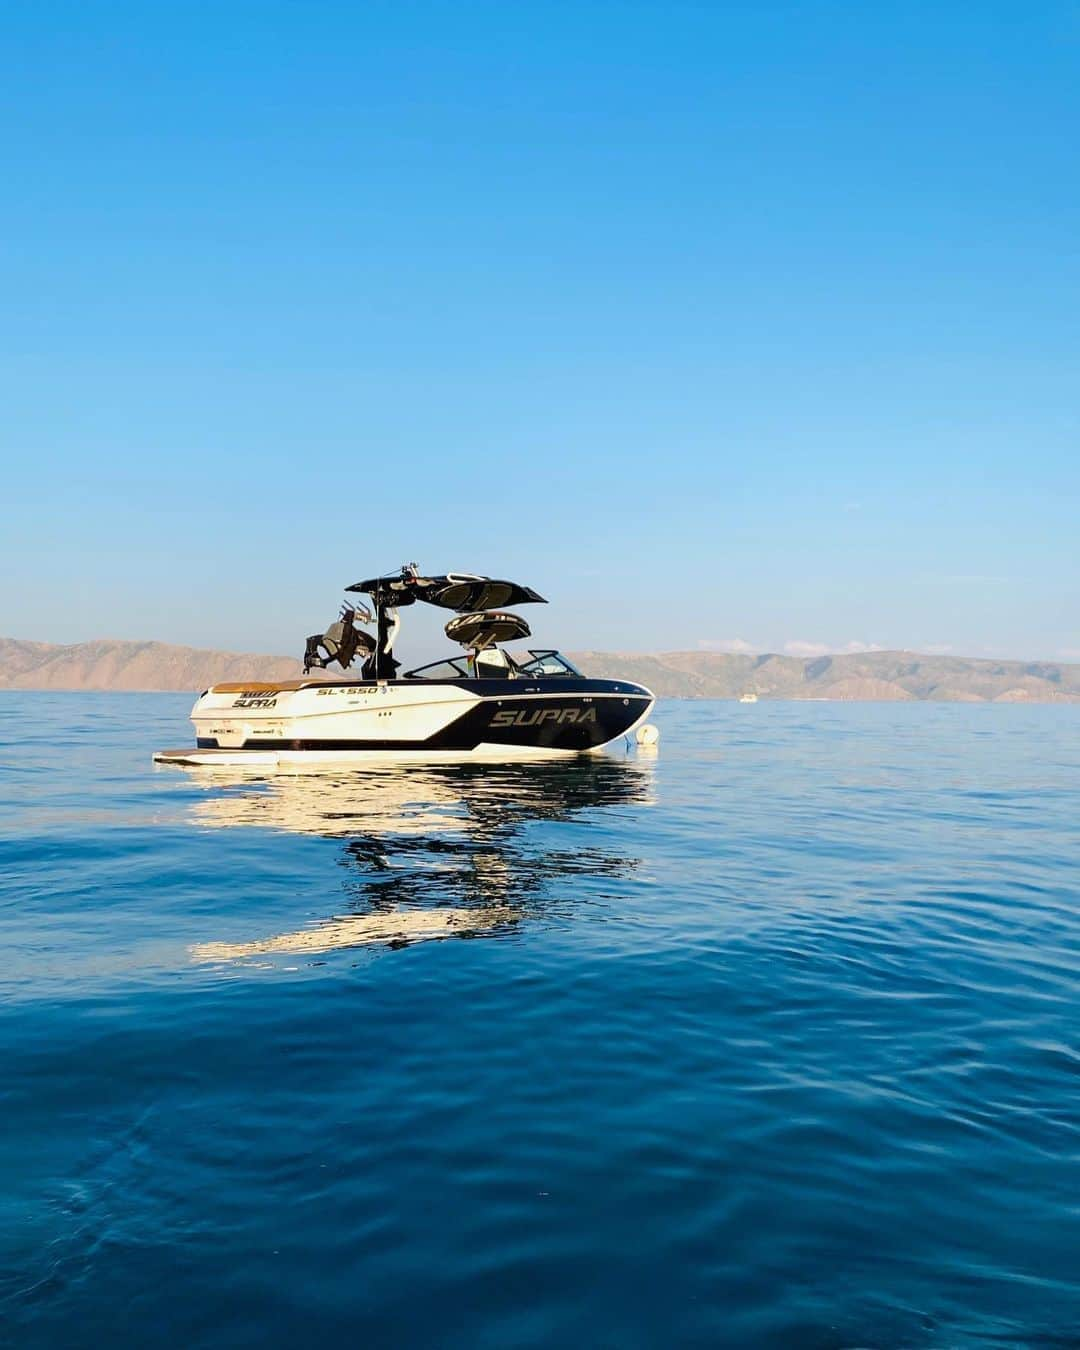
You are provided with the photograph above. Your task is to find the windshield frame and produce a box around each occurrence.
[510,649,583,677]
[403,655,474,680]
[403,648,583,680]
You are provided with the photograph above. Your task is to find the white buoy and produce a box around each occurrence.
[635,723,660,746]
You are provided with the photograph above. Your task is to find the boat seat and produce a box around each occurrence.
[475,648,514,679]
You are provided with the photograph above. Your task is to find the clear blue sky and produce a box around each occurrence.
[2,1,1077,662]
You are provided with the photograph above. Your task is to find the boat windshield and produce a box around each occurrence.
[404,649,582,680]
[512,650,582,677]
[405,656,473,679]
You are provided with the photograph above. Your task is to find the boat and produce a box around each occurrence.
[154,564,656,765]
[739,692,758,703]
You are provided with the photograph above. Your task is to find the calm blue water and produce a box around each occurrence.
[1,694,1077,1348]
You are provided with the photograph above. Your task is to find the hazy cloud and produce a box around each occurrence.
[698,637,756,654]
[783,639,886,658]
[783,640,831,658]
[1059,648,1080,662]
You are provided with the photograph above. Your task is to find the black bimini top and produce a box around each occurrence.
[347,570,546,612]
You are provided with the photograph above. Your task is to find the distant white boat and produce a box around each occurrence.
[739,692,758,703]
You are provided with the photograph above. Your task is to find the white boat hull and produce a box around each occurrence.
[155,677,655,766]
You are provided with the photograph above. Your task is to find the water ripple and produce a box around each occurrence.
[0,694,1077,1346]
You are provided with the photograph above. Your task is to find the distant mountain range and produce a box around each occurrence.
[0,638,303,692]
[1,637,1078,702]
[572,649,1080,703]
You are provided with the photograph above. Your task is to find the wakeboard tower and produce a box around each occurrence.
[154,564,655,765]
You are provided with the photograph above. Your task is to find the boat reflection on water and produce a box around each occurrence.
[178,755,655,963]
